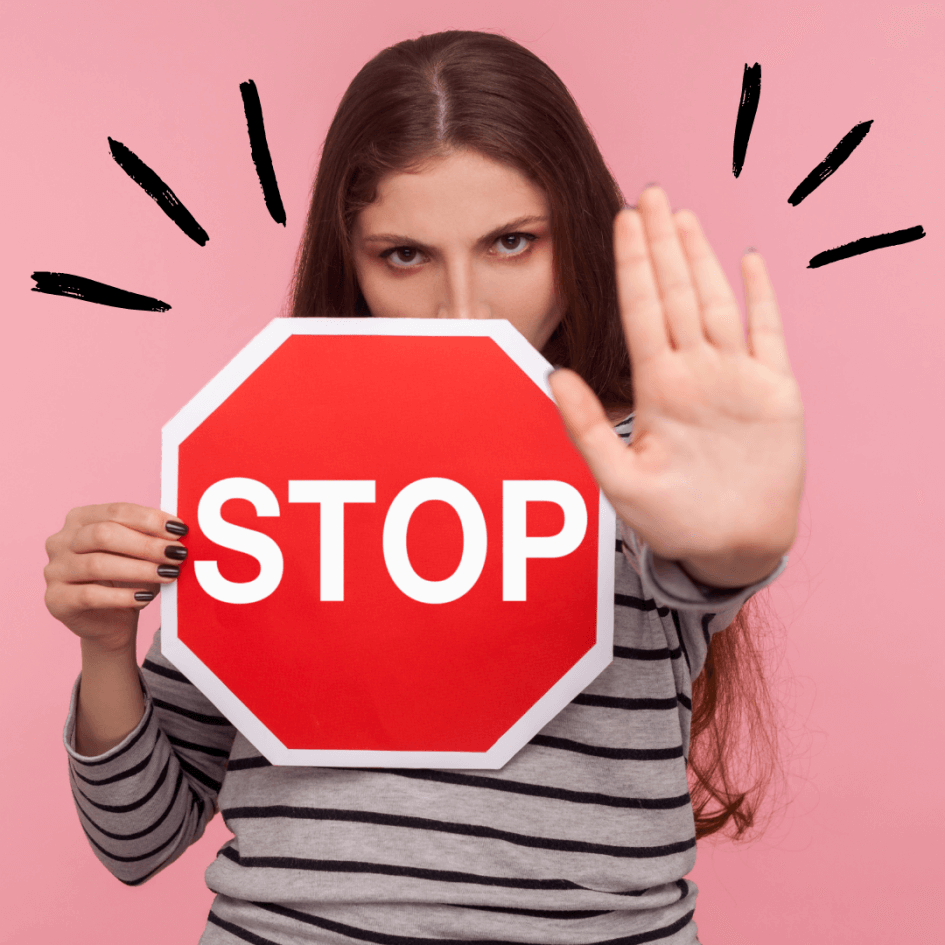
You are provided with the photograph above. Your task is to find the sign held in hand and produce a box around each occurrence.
[162,318,615,768]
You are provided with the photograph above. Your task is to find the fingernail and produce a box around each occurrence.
[743,246,757,255]
[166,520,188,536]
[165,545,188,561]
[134,591,156,602]
[644,181,660,190]
[157,565,180,578]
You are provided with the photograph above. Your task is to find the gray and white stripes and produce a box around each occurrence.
[64,415,787,944]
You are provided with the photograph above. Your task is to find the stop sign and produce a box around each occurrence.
[162,318,614,768]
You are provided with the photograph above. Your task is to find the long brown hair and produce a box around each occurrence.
[289,29,781,841]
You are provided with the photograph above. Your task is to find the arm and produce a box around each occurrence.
[64,628,237,885]
[618,517,785,698]
[74,637,145,756]
[47,502,235,883]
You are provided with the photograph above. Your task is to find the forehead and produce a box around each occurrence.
[355,150,550,238]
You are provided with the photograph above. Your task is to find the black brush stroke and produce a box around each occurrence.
[240,80,286,226]
[789,120,873,206]
[732,63,761,178]
[107,137,209,246]
[808,225,926,268]
[30,272,171,311]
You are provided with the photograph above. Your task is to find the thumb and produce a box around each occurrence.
[547,368,631,498]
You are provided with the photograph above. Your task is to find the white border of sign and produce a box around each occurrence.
[162,318,615,768]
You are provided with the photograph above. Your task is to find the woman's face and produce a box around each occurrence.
[351,149,564,352]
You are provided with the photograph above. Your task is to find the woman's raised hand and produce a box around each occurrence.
[44,503,188,651]
[549,185,805,587]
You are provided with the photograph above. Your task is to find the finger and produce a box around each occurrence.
[70,519,187,566]
[109,579,161,595]
[637,186,703,349]
[548,368,636,499]
[65,503,188,540]
[674,210,747,353]
[50,582,159,616]
[742,251,792,374]
[62,552,181,586]
[614,208,671,368]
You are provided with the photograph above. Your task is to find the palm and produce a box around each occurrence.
[549,186,805,567]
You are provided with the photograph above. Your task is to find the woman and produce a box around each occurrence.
[45,30,804,944]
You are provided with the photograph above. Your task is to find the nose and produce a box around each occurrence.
[435,257,490,320]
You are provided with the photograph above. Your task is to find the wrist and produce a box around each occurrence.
[678,549,785,591]
[80,632,137,661]
[76,640,145,756]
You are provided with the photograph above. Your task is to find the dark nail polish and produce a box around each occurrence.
[135,591,156,602]
[165,520,188,536]
[165,545,188,561]
[157,565,180,578]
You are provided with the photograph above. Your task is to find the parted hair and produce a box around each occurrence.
[289,29,782,841]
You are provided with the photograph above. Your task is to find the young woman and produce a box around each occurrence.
[45,31,805,945]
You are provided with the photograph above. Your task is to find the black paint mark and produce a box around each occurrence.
[30,272,171,311]
[108,137,209,246]
[732,63,761,178]
[240,80,286,226]
[807,225,926,268]
[789,120,873,206]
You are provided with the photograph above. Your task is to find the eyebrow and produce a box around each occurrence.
[360,215,550,250]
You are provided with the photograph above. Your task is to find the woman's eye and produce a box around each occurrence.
[380,233,536,269]
[381,246,423,268]
[494,233,536,257]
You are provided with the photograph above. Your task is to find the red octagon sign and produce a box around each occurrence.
[162,318,614,768]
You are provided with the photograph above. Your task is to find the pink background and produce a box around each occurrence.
[3,1,942,942]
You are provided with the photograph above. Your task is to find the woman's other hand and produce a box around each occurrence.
[549,185,805,589]
[44,503,188,651]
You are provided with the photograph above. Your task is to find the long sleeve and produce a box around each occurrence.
[63,629,237,885]
[60,411,792,943]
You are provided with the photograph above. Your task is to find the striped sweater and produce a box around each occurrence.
[64,415,787,944]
